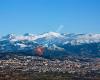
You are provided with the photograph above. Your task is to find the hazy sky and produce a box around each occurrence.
[0,0,100,35]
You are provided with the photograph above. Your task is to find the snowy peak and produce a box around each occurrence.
[37,32,63,39]
[3,33,16,40]
[0,32,100,45]
[24,33,35,36]
[73,33,100,44]
[43,32,62,37]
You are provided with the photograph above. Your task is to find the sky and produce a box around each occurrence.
[0,0,100,35]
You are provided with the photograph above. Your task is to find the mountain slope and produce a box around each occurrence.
[0,32,100,59]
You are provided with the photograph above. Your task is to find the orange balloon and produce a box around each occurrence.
[35,46,44,56]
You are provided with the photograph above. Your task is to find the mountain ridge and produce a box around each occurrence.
[0,32,100,59]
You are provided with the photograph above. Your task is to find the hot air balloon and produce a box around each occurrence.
[34,46,44,56]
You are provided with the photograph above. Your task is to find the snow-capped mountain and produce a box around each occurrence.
[2,32,100,44]
[0,32,100,58]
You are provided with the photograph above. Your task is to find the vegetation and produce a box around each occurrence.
[0,70,100,80]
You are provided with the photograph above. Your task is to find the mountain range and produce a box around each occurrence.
[0,32,100,59]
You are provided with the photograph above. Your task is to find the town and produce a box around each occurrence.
[0,55,99,80]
